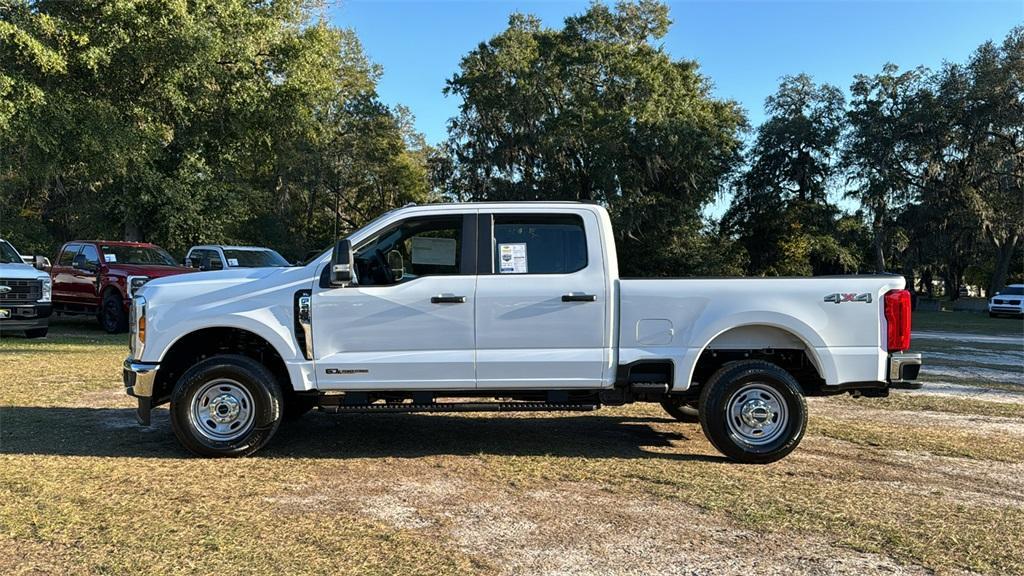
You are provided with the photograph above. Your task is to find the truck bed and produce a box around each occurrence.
[616,275,906,390]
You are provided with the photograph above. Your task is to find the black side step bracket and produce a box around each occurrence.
[318,401,600,414]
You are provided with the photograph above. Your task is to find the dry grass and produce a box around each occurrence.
[2,319,1023,575]
[829,390,1024,419]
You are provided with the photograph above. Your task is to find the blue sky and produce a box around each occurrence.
[330,0,1022,146]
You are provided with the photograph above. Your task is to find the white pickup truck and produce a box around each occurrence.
[123,202,921,463]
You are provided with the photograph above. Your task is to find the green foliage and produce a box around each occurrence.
[440,1,746,276]
[723,74,865,276]
[0,0,430,259]
[0,0,1018,292]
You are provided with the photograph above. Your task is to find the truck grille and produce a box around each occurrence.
[0,278,42,304]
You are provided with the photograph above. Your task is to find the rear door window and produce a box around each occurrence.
[492,214,587,274]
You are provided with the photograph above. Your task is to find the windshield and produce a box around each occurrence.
[100,245,177,266]
[223,249,289,267]
[1001,286,1024,296]
[0,241,23,264]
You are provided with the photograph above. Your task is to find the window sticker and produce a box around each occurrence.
[498,243,527,274]
[411,237,457,266]
[104,254,117,263]
[227,258,239,267]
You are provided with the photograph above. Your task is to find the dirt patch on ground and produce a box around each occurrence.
[266,461,960,576]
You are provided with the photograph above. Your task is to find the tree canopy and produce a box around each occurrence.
[0,0,430,259]
[440,1,747,276]
[1,1,1020,296]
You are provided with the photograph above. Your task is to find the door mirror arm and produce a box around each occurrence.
[330,239,354,287]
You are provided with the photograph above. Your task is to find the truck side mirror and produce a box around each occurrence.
[33,255,47,270]
[330,239,354,286]
[72,253,87,270]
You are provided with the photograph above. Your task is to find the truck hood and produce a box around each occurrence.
[137,266,312,309]
[0,262,49,281]
[108,263,194,278]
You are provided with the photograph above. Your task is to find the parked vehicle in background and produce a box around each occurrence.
[184,245,291,271]
[989,284,1024,318]
[20,255,51,268]
[51,241,194,333]
[123,203,922,463]
[0,239,52,338]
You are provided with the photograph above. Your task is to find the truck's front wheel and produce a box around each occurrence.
[170,355,282,457]
[698,360,807,464]
[99,291,128,334]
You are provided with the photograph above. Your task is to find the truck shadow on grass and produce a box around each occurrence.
[0,406,726,462]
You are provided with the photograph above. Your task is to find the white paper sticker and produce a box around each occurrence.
[498,243,527,274]
[104,254,117,263]
[227,258,239,267]
[411,237,457,266]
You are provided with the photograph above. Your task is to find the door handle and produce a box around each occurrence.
[561,293,596,302]
[431,294,466,304]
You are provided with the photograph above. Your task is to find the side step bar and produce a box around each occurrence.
[318,401,600,414]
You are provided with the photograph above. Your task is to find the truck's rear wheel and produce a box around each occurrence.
[170,354,282,457]
[660,397,699,422]
[698,360,807,464]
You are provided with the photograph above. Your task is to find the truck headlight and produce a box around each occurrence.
[39,277,52,303]
[131,295,147,357]
[128,275,150,298]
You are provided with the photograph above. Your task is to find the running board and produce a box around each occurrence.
[318,401,600,414]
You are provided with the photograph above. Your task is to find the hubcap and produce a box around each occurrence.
[726,383,788,446]
[189,379,255,442]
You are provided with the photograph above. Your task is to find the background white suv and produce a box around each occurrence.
[184,245,291,271]
[989,284,1024,318]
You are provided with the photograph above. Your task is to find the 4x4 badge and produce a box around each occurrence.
[824,292,872,304]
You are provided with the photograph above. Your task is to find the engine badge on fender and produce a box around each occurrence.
[824,292,872,304]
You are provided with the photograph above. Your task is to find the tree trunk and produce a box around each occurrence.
[872,234,886,273]
[988,234,1020,296]
[124,219,142,242]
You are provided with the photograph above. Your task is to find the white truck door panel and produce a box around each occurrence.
[311,212,478,390]
[475,210,609,388]
[312,277,476,389]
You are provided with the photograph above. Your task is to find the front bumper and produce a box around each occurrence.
[888,352,922,389]
[123,357,159,426]
[0,303,52,333]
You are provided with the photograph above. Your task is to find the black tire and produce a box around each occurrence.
[170,354,283,457]
[660,397,699,422]
[698,360,807,464]
[99,290,128,333]
[24,327,48,339]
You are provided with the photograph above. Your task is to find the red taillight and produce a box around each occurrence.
[884,289,912,351]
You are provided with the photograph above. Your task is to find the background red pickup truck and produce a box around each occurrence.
[51,241,194,333]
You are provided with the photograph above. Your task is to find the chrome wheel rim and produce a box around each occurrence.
[189,379,255,442]
[726,383,788,446]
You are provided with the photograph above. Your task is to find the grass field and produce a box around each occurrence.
[914,309,1024,336]
[1,313,1023,575]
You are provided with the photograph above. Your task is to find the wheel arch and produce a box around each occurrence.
[152,326,298,406]
[100,282,125,302]
[683,316,837,392]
